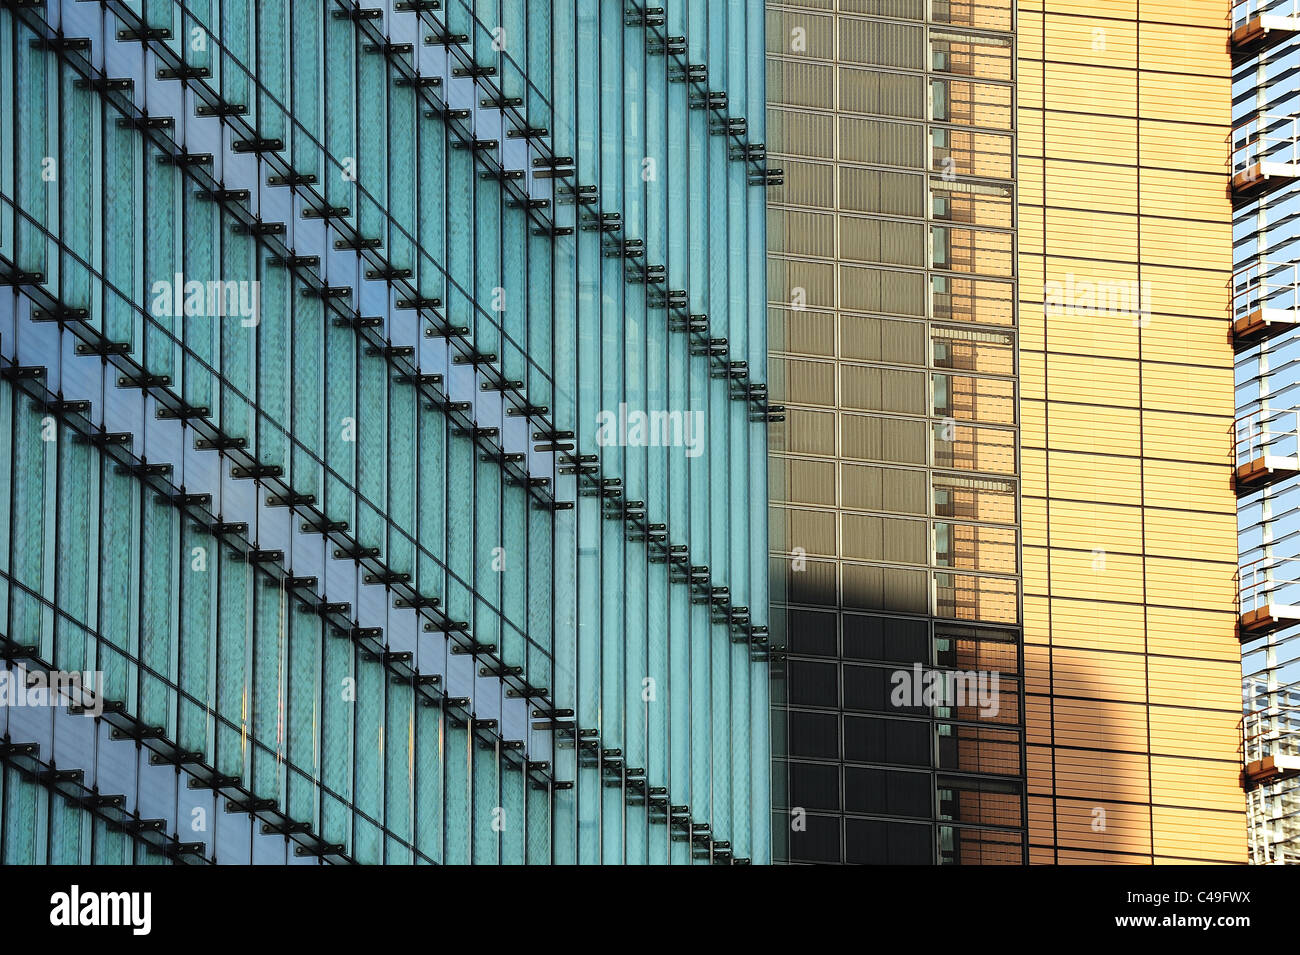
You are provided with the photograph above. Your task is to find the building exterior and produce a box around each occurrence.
[768,0,1249,864]
[767,0,1025,864]
[0,0,1272,869]
[1232,0,1300,864]
[1020,0,1244,864]
[0,0,772,864]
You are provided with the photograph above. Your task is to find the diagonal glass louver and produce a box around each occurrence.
[0,0,774,864]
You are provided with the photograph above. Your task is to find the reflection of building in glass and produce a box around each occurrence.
[0,1,772,864]
[768,0,1248,864]
[767,0,1025,864]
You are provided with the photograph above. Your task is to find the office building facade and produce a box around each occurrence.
[1233,0,1300,864]
[1020,0,1244,864]
[768,0,1025,864]
[769,0,1248,864]
[0,0,773,864]
[0,0,1268,868]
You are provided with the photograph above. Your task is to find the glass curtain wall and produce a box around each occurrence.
[0,0,772,865]
[767,0,1025,864]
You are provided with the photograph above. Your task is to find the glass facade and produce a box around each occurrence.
[0,0,772,864]
[766,0,1026,864]
[1232,0,1300,864]
[1020,0,1244,864]
[766,0,1249,867]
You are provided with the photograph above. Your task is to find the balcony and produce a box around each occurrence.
[1240,556,1300,637]
[1232,260,1300,349]
[1243,684,1300,861]
[1243,724,1300,859]
[1231,115,1300,202]
[1235,409,1300,493]
[1245,752,1300,786]
[1231,0,1300,57]
[1243,689,1300,782]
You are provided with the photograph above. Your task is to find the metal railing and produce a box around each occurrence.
[1235,408,1300,467]
[1244,702,1300,766]
[1232,114,1300,175]
[1233,260,1300,318]
[1240,554,1300,613]
[1244,679,1300,863]
[1232,0,1300,30]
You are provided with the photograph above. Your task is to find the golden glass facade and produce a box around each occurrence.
[769,0,1248,864]
[1020,0,1244,863]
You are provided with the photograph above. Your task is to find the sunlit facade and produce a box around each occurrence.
[767,0,1248,865]
[767,0,1024,864]
[1232,0,1300,864]
[0,0,772,864]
